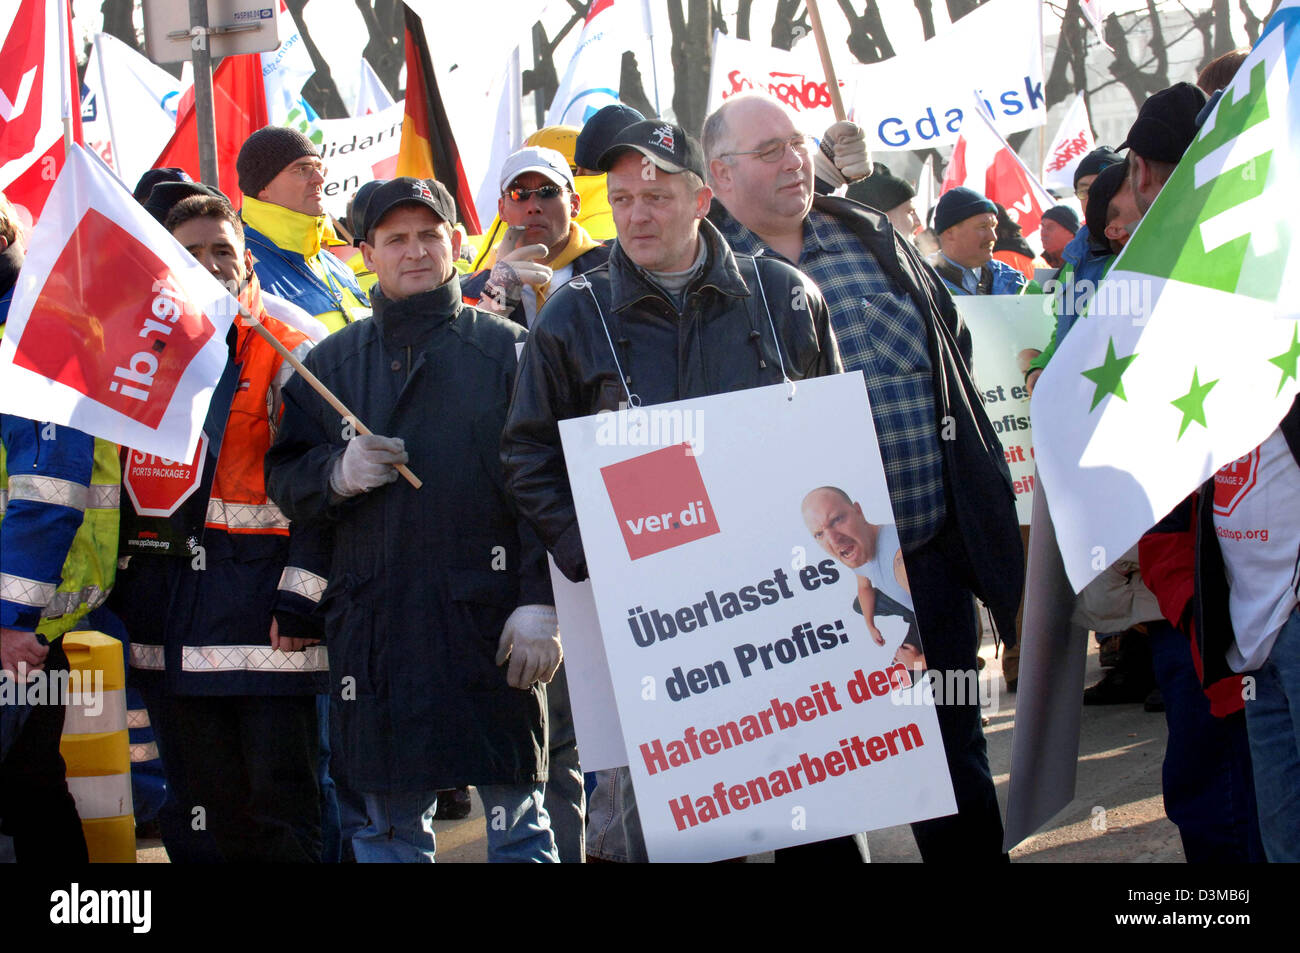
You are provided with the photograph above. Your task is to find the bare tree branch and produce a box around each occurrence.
[836,1,897,63]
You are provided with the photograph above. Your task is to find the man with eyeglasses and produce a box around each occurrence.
[237,127,370,334]
[703,92,1024,863]
[462,146,609,329]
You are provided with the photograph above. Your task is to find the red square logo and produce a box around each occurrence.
[600,443,719,560]
[13,208,216,429]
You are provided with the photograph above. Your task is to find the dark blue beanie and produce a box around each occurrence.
[934,187,996,234]
[574,103,645,171]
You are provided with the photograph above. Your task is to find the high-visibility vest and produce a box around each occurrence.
[0,436,121,641]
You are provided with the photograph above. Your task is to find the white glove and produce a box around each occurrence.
[329,434,408,498]
[479,243,552,314]
[495,604,562,689]
[814,120,872,187]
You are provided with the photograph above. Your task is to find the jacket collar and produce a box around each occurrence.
[608,217,749,314]
[242,196,343,259]
[369,273,463,348]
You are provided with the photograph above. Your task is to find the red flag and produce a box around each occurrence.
[152,54,270,208]
[397,4,481,232]
[941,93,1055,238]
[0,0,83,226]
[0,146,238,461]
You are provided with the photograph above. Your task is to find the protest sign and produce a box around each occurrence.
[559,374,955,862]
[550,560,627,772]
[956,294,1055,524]
[707,0,1044,151]
[314,101,405,219]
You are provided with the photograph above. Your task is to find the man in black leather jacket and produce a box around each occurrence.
[501,121,843,861]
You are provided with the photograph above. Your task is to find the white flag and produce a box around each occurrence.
[355,58,395,117]
[915,155,937,231]
[0,147,237,462]
[262,0,317,127]
[1041,93,1096,193]
[470,48,523,231]
[80,32,188,189]
[1032,7,1300,592]
[546,0,644,127]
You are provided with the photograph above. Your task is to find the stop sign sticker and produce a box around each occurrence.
[1213,447,1259,518]
[123,432,209,517]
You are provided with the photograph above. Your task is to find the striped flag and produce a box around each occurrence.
[396,4,481,233]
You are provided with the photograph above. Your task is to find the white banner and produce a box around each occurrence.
[956,294,1055,524]
[558,375,954,862]
[708,0,1044,151]
[314,101,405,219]
[81,32,188,190]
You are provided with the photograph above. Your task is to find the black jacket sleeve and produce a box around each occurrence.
[501,311,589,583]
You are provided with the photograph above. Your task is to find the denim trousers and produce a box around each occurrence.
[1242,605,1300,862]
[1148,620,1264,862]
[354,784,558,862]
[544,662,586,862]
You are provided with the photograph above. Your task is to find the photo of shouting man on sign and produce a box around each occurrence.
[801,486,925,672]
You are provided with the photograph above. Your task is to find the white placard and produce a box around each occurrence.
[956,294,1056,524]
[558,374,955,862]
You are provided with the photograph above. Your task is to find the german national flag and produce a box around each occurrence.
[397,4,481,233]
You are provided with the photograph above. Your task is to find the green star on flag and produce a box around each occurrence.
[1171,368,1219,439]
[1080,338,1139,410]
[1268,324,1300,394]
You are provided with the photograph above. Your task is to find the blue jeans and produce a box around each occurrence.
[1148,620,1264,862]
[544,663,585,862]
[1243,605,1300,862]
[354,784,558,863]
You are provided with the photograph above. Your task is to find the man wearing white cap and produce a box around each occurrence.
[462,146,609,328]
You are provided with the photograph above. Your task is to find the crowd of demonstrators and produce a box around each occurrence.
[3,58,1298,866]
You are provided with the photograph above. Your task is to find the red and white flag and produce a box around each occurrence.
[0,146,238,462]
[942,92,1056,238]
[0,0,82,228]
[1041,92,1095,192]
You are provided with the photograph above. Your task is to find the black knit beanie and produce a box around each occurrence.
[236,126,321,198]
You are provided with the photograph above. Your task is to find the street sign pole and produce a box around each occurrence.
[189,0,220,186]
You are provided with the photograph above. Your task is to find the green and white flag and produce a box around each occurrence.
[1032,2,1300,593]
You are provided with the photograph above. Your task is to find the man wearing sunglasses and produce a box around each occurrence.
[462,146,609,329]
[703,93,1024,864]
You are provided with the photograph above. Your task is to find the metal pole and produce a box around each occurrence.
[189,0,220,186]
[58,0,74,154]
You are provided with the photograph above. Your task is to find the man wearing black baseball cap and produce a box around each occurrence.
[502,121,841,863]
[267,176,563,863]
[1122,81,1207,214]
